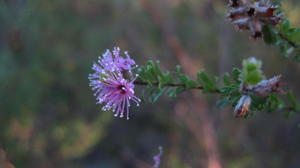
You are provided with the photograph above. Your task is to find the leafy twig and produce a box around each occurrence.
[278,32,300,49]
[134,81,221,93]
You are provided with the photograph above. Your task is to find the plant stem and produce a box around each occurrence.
[279,32,300,49]
[134,81,220,93]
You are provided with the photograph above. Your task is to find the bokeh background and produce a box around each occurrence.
[1,0,300,168]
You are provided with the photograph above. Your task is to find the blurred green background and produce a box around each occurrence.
[1,0,300,168]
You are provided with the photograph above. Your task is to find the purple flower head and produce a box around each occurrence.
[115,51,136,71]
[89,47,140,120]
[153,146,163,168]
[92,47,136,74]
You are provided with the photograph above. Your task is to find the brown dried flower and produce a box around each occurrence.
[247,75,283,97]
[234,95,252,118]
[227,0,282,39]
[234,75,283,118]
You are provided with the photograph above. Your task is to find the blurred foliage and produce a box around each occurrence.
[0,0,113,167]
[262,15,300,60]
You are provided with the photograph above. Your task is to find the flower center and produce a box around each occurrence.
[247,7,255,17]
[118,85,127,94]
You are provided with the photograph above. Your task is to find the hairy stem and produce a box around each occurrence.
[134,81,201,89]
[134,81,220,93]
[279,32,300,49]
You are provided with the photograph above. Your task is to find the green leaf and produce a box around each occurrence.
[279,19,290,32]
[242,57,264,85]
[265,94,283,112]
[229,95,242,106]
[250,95,268,111]
[176,65,197,89]
[146,61,159,81]
[278,41,293,58]
[150,87,168,103]
[287,91,300,112]
[293,52,300,62]
[262,25,278,45]
[197,71,218,93]
[216,98,230,108]
[175,87,186,95]
[289,28,300,44]
[157,72,174,88]
[220,84,240,95]
[223,72,231,85]
[167,88,178,98]
[277,18,300,57]
[152,61,163,78]
[231,68,242,84]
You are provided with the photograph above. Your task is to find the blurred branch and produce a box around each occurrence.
[0,147,15,168]
[139,0,199,78]
[123,149,153,168]
[217,21,234,74]
[175,100,222,168]
[138,1,223,168]
[278,32,300,49]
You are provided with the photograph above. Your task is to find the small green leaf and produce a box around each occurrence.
[216,98,230,108]
[167,88,178,98]
[289,28,300,43]
[242,58,264,85]
[262,25,278,45]
[175,87,186,95]
[293,52,300,62]
[150,87,167,103]
[265,94,282,112]
[153,61,163,78]
[278,41,292,57]
[287,91,300,112]
[176,65,197,89]
[250,95,268,111]
[197,71,218,93]
[231,68,242,83]
[223,73,231,85]
[279,19,290,32]
[220,84,240,95]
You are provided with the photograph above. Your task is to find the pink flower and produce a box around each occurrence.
[89,47,140,120]
[92,47,135,73]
